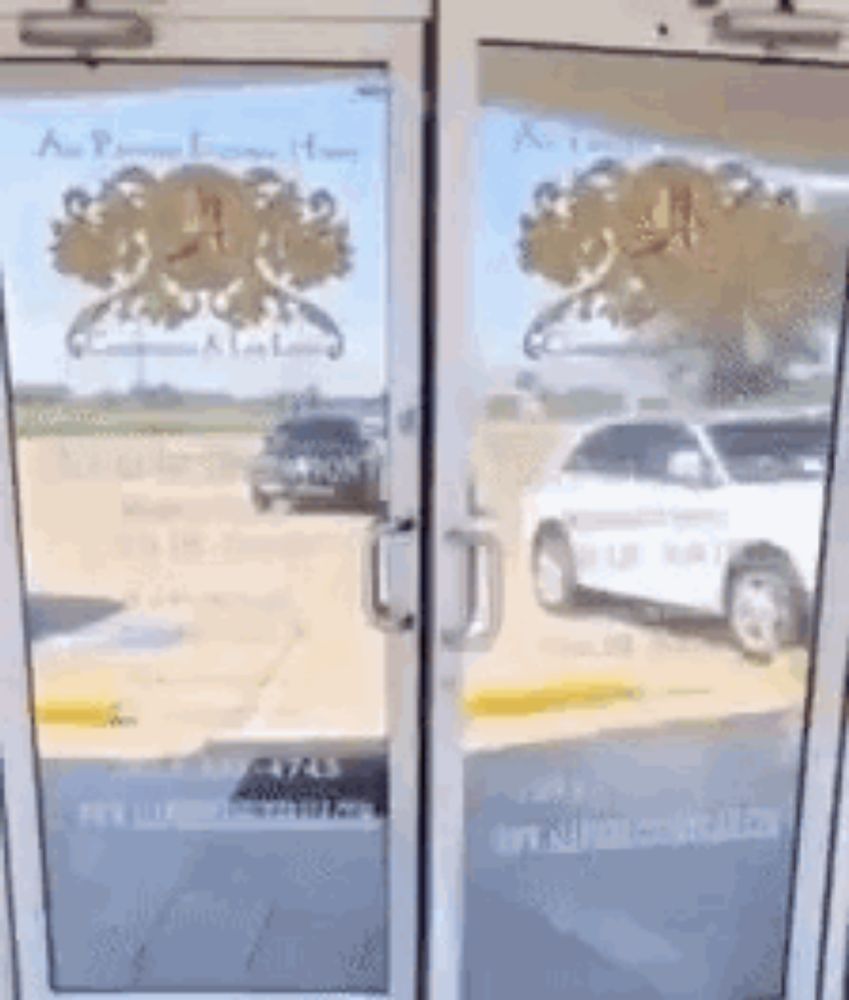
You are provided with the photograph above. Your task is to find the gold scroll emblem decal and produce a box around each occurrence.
[51,165,352,358]
[519,158,836,369]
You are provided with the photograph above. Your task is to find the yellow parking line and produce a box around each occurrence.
[35,699,123,728]
[465,677,643,717]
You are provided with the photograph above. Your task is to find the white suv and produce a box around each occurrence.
[524,410,830,660]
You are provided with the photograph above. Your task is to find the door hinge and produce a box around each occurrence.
[711,4,844,49]
[19,2,154,54]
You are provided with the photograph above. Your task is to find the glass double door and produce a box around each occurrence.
[6,7,849,1000]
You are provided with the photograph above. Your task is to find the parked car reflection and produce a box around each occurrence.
[248,414,385,515]
[524,409,829,660]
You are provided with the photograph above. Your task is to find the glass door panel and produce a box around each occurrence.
[462,45,849,1000]
[0,60,418,995]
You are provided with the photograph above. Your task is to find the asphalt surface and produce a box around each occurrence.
[8,706,795,999]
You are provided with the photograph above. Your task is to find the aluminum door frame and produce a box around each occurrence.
[0,0,430,20]
[431,4,849,1000]
[0,802,17,998]
[0,16,424,1000]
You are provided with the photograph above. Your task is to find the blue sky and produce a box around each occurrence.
[1,70,849,400]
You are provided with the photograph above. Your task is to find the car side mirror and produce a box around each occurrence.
[667,449,710,487]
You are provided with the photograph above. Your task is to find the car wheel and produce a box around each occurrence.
[532,527,578,613]
[251,486,272,513]
[727,557,802,662]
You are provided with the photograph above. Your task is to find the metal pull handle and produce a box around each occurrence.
[443,527,503,651]
[364,518,415,633]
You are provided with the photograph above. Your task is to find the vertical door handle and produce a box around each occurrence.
[364,518,416,633]
[442,527,503,651]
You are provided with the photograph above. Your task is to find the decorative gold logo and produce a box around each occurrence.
[51,165,352,358]
[519,158,838,390]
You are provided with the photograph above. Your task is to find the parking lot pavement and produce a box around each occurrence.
[464,571,805,750]
[19,427,807,758]
[31,704,797,996]
[465,706,798,1000]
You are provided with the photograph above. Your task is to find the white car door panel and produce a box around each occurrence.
[569,474,653,597]
[654,486,729,613]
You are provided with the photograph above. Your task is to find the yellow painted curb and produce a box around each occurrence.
[35,699,123,728]
[34,668,126,728]
[465,677,642,718]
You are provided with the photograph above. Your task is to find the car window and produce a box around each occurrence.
[708,419,829,482]
[275,418,362,446]
[565,425,641,476]
[566,423,702,480]
[635,425,704,481]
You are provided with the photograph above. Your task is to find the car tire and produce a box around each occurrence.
[532,527,579,613]
[251,486,272,513]
[727,555,803,663]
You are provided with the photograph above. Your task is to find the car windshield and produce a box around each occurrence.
[707,419,830,483]
[277,418,362,446]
